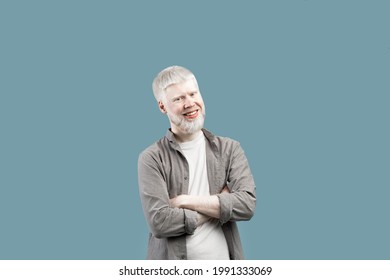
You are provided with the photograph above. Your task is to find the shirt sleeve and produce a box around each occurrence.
[216,142,256,224]
[138,150,198,238]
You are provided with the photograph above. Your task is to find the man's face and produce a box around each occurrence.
[159,78,205,135]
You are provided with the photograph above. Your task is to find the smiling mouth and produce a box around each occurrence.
[183,109,199,118]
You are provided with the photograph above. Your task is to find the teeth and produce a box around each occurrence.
[186,111,197,116]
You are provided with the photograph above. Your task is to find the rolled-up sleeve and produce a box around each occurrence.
[217,142,256,224]
[138,150,198,238]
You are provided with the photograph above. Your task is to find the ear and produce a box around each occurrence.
[158,101,167,114]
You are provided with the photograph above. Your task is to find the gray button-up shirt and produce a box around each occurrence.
[138,128,256,259]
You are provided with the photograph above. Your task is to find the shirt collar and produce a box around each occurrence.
[165,128,218,151]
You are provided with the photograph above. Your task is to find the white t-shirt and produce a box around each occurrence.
[179,131,229,260]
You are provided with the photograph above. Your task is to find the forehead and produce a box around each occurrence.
[165,78,199,96]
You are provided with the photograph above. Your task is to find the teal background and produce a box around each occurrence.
[1,1,389,259]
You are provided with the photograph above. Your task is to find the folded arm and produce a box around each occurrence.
[170,186,230,218]
[170,142,256,225]
[217,142,256,224]
[138,150,199,238]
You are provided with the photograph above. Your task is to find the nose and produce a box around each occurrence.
[184,96,195,108]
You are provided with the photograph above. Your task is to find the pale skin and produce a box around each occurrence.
[158,78,205,142]
[159,78,230,226]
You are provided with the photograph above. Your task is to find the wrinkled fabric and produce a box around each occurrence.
[138,128,256,260]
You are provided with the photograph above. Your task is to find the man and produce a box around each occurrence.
[138,66,256,260]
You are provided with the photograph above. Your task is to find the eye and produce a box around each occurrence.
[173,96,184,102]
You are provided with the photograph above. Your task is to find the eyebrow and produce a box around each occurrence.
[171,91,198,101]
[172,94,185,100]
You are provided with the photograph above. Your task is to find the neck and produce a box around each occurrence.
[172,128,202,143]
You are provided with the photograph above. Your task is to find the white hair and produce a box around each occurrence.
[152,65,198,102]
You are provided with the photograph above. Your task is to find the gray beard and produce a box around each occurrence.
[168,110,205,134]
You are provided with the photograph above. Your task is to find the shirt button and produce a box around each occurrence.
[184,177,188,180]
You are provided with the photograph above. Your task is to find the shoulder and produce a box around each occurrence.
[138,136,169,164]
[203,129,242,154]
[215,136,244,159]
[214,134,240,146]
